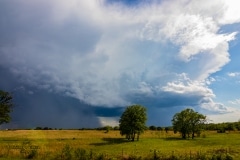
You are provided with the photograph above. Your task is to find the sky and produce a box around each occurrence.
[0,0,240,129]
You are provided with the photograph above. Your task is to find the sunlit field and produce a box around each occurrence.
[0,130,239,159]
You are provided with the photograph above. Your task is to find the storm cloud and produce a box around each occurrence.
[1,0,240,128]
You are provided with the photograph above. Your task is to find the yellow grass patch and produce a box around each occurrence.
[0,130,239,159]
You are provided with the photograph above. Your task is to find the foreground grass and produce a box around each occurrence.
[0,130,239,159]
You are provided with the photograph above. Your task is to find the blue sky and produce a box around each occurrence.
[0,0,240,128]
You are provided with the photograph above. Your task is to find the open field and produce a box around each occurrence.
[0,130,239,159]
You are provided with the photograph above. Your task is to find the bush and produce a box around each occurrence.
[19,141,39,159]
[149,149,160,160]
[202,133,207,138]
[43,127,49,130]
[60,144,72,160]
[217,129,226,133]
[35,127,42,130]
[128,154,142,160]
[96,153,109,160]
[113,126,119,130]
[156,127,163,131]
[26,149,38,159]
[74,148,88,160]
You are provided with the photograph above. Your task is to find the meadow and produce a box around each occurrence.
[0,129,239,159]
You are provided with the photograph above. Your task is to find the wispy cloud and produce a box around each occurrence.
[228,99,240,105]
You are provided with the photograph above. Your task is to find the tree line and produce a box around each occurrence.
[1,89,239,141]
[205,121,240,133]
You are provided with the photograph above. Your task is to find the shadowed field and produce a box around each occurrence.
[0,130,239,159]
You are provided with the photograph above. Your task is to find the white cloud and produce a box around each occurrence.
[200,99,234,114]
[218,0,240,24]
[162,80,211,96]
[205,77,216,85]
[227,72,240,77]
[98,117,119,127]
[207,109,240,123]
[161,74,232,113]
[162,73,213,96]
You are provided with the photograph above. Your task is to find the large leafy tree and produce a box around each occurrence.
[172,108,206,139]
[119,105,147,141]
[0,90,13,125]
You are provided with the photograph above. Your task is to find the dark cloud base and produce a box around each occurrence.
[0,66,172,129]
[0,66,101,129]
[93,107,124,117]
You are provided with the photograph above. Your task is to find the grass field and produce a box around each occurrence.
[0,130,239,159]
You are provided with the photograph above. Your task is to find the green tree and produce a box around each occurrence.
[172,108,206,139]
[119,104,147,141]
[0,90,13,125]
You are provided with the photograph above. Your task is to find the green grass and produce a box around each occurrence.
[0,130,239,159]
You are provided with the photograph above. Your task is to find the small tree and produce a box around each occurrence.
[119,104,147,141]
[0,90,13,125]
[172,108,206,139]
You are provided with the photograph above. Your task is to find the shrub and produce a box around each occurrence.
[217,129,225,133]
[26,149,38,159]
[35,127,42,130]
[74,148,88,160]
[149,149,160,160]
[60,144,72,160]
